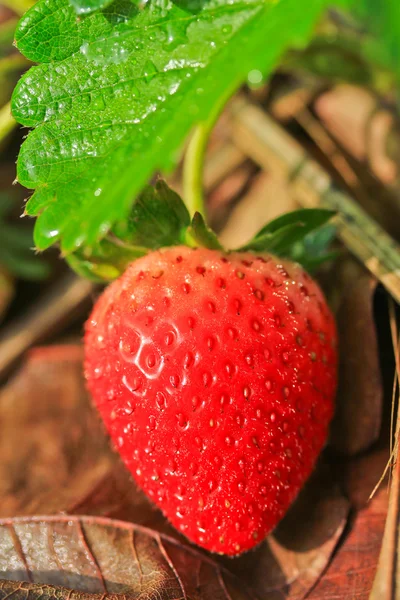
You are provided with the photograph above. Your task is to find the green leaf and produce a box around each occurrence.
[188,211,222,249]
[355,0,400,79]
[12,0,330,253]
[239,208,335,253]
[285,36,375,87]
[69,0,114,14]
[64,184,336,280]
[238,223,302,253]
[335,0,400,83]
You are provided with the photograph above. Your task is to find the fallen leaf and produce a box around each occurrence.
[0,346,113,517]
[68,460,165,531]
[223,463,349,599]
[0,515,254,600]
[306,487,388,600]
[327,256,382,455]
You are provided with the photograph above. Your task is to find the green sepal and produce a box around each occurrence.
[66,179,191,281]
[113,180,190,250]
[64,183,337,281]
[65,238,148,282]
[238,208,335,255]
[187,212,223,250]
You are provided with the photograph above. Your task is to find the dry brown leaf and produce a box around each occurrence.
[70,458,349,599]
[344,449,391,510]
[306,488,388,600]
[224,463,349,599]
[68,460,166,532]
[0,516,254,600]
[0,346,113,517]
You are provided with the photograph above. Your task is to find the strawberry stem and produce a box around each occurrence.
[182,83,238,221]
[183,123,209,219]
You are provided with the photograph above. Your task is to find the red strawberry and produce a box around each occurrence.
[85,246,337,556]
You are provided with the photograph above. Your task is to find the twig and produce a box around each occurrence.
[229,96,400,304]
[295,107,360,190]
[369,301,400,599]
[203,142,246,191]
[0,273,94,380]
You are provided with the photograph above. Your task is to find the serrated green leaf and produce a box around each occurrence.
[69,0,114,15]
[188,211,222,249]
[239,208,335,253]
[12,0,330,253]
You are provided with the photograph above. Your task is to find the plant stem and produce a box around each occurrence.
[0,102,16,144]
[183,84,238,220]
[183,123,210,218]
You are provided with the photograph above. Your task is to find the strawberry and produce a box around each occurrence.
[85,245,337,556]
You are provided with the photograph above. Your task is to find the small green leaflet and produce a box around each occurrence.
[66,179,191,280]
[238,208,335,253]
[69,0,114,15]
[13,0,330,253]
[238,208,337,272]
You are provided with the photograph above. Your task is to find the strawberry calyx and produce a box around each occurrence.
[66,179,336,282]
